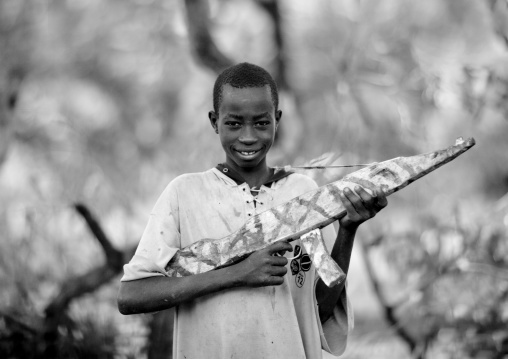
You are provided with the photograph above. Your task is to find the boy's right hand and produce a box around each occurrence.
[233,241,293,287]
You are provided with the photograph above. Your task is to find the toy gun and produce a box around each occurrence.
[165,137,475,287]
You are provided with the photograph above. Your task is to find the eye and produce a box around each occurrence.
[255,121,270,127]
[225,121,241,128]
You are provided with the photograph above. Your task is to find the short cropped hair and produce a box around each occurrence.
[213,63,279,114]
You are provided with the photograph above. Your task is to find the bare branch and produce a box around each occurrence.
[358,237,420,356]
[0,309,39,335]
[256,0,287,89]
[488,0,508,46]
[74,203,124,269]
[44,265,115,319]
[184,0,233,74]
[0,66,24,168]
[147,310,175,359]
[44,204,137,325]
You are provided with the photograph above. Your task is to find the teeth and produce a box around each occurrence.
[240,151,257,155]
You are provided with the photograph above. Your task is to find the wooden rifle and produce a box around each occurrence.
[165,137,476,287]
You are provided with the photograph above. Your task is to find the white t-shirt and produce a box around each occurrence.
[122,168,353,359]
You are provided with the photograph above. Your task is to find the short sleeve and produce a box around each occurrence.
[121,181,181,281]
[315,224,354,356]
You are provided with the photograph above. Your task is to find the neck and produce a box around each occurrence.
[225,159,271,189]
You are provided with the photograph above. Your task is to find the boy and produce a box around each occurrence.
[118,63,387,358]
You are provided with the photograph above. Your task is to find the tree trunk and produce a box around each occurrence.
[147,309,175,359]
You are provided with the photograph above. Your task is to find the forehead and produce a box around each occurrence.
[219,84,274,113]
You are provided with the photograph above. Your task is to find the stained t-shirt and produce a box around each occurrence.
[122,168,353,359]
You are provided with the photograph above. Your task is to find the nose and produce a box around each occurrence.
[238,125,257,144]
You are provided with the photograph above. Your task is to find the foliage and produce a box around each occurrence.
[367,206,508,358]
[0,0,507,358]
[0,313,120,359]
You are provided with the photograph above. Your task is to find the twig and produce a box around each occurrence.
[358,237,420,356]
[44,264,118,320]
[44,204,136,324]
[74,203,123,269]
[456,260,508,280]
[0,309,38,335]
[273,163,374,171]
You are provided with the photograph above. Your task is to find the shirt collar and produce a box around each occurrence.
[215,163,294,189]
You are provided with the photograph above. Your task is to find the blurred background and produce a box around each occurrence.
[0,0,507,358]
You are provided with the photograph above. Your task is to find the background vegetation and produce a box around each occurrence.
[0,0,507,358]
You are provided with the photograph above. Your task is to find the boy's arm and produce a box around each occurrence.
[118,241,292,314]
[315,186,387,323]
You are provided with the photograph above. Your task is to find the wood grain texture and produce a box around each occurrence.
[165,138,476,285]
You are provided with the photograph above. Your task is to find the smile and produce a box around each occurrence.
[234,149,262,156]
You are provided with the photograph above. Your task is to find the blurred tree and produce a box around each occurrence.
[359,203,508,358]
[0,0,507,358]
[0,0,30,168]
[184,0,234,73]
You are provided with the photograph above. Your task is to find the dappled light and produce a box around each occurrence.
[1,0,507,358]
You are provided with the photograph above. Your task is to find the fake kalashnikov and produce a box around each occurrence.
[165,137,475,287]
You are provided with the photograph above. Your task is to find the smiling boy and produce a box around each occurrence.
[118,63,387,359]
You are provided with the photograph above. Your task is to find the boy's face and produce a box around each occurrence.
[209,84,282,171]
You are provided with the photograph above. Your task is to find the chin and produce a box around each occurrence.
[232,155,264,168]
[235,159,260,168]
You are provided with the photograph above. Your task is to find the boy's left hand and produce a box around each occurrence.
[338,186,388,231]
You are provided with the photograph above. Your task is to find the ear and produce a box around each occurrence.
[209,111,219,134]
[275,110,282,130]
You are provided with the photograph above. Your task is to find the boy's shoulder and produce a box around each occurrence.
[169,169,218,188]
[278,171,319,190]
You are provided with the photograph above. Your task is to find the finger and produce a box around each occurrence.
[265,241,293,255]
[343,187,369,216]
[375,189,388,208]
[354,186,376,206]
[355,186,383,217]
[269,276,285,286]
[273,246,294,257]
[269,265,288,277]
[339,188,358,214]
[267,255,288,267]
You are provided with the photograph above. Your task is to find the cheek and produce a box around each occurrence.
[219,132,234,147]
[261,130,276,143]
